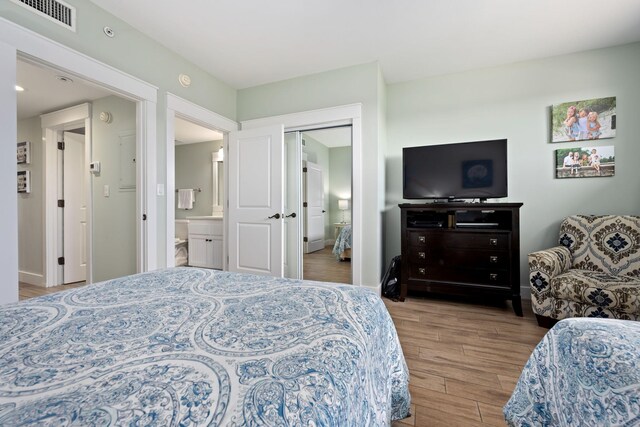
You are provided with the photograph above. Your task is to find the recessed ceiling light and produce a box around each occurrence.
[55,75,74,83]
[15,85,25,92]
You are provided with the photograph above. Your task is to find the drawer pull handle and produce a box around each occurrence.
[489,256,498,263]
[418,236,426,243]
[489,238,498,246]
[489,273,498,281]
[418,268,426,275]
[418,252,426,259]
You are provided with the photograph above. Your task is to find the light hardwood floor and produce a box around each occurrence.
[303,246,352,284]
[19,281,87,301]
[19,280,542,427]
[388,296,545,427]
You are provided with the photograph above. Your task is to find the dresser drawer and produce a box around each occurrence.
[407,230,430,247]
[415,248,510,270]
[427,231,510,250]
[409,265,510,287]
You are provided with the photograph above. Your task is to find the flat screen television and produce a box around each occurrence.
[403,139,507,200]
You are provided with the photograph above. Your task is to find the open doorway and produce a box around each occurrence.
[172,117,224,269]
[16,57,138,295]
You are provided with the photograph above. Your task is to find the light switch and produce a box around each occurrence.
[103,185,110,197]
[157,184,165,196]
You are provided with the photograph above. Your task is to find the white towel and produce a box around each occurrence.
[178,189,194,209]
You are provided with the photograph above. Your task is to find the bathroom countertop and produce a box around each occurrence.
[186,215,223,220]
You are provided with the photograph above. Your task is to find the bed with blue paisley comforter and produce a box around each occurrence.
[0,268,410,426]
[504,318,640,426]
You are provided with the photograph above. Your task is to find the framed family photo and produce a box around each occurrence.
[17,170,31,193]
[555,146,614,179]
[551,97,616,143]
[17,141,30,164]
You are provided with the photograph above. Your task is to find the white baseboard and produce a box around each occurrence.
[19,270,45,286]
[520,285,531,300]
[325,239,335,246]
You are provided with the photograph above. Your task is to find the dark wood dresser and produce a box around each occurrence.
[399,202,523,316]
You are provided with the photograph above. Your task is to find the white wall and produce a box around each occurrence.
[17,117,44,284]
[0,40,18,304]
[175,140,223,219]
[385,42,640,293]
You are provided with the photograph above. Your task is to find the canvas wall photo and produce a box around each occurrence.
[17,141,30,164]
[17,170,31,193]
[551,96,616,143]
[556,146,614,178]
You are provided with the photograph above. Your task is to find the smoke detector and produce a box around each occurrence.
[178,74,192,88]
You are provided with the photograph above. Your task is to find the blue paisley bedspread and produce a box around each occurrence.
[504,318,640,426]
[332,225,352,260]
[0,268,410,426]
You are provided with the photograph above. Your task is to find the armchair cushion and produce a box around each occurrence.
[552,270,640,315]
[530,215,640,325]
[560,215,640,276]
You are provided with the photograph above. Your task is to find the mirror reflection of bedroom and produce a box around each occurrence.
[295,127,352,284]
[173,118,224,270]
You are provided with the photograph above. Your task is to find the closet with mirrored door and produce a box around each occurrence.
[283,126,352,284]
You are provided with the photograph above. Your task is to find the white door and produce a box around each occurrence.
[228,125,284,276]
[304,161,325,253]
[63,131,87,284]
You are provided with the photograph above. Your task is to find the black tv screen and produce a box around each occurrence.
[403,139,508,200]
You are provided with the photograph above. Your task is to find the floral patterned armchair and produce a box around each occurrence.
[529,215,640,327]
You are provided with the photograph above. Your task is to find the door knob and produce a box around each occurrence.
[285,212,297,218]
[267,213,281,219]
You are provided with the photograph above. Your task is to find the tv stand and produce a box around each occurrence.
[399,202,523,316]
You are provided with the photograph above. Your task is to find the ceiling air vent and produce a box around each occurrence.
[10,0,76,31]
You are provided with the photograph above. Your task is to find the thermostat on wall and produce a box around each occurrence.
[90,161,101,174]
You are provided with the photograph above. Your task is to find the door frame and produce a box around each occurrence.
[165,93,238,268]
[41,103,91,286]
[241,104,363,285]
[0,17,157,300]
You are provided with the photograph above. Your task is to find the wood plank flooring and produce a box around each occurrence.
[19,280,544,427]
[388,296,545,427]
[19,281,87,301]
[303,245,352,284]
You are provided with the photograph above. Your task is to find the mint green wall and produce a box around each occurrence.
[91,95,137,282]
[17,116,44,281]
[329,147,352,226]
[238,62,385,287]
[386,42,640,293]
[175,140,223,219]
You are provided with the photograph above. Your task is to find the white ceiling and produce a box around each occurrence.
[175,117,223,144]
[88,0,640,89]
[17,60,221,143]
[16,60,112,120]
